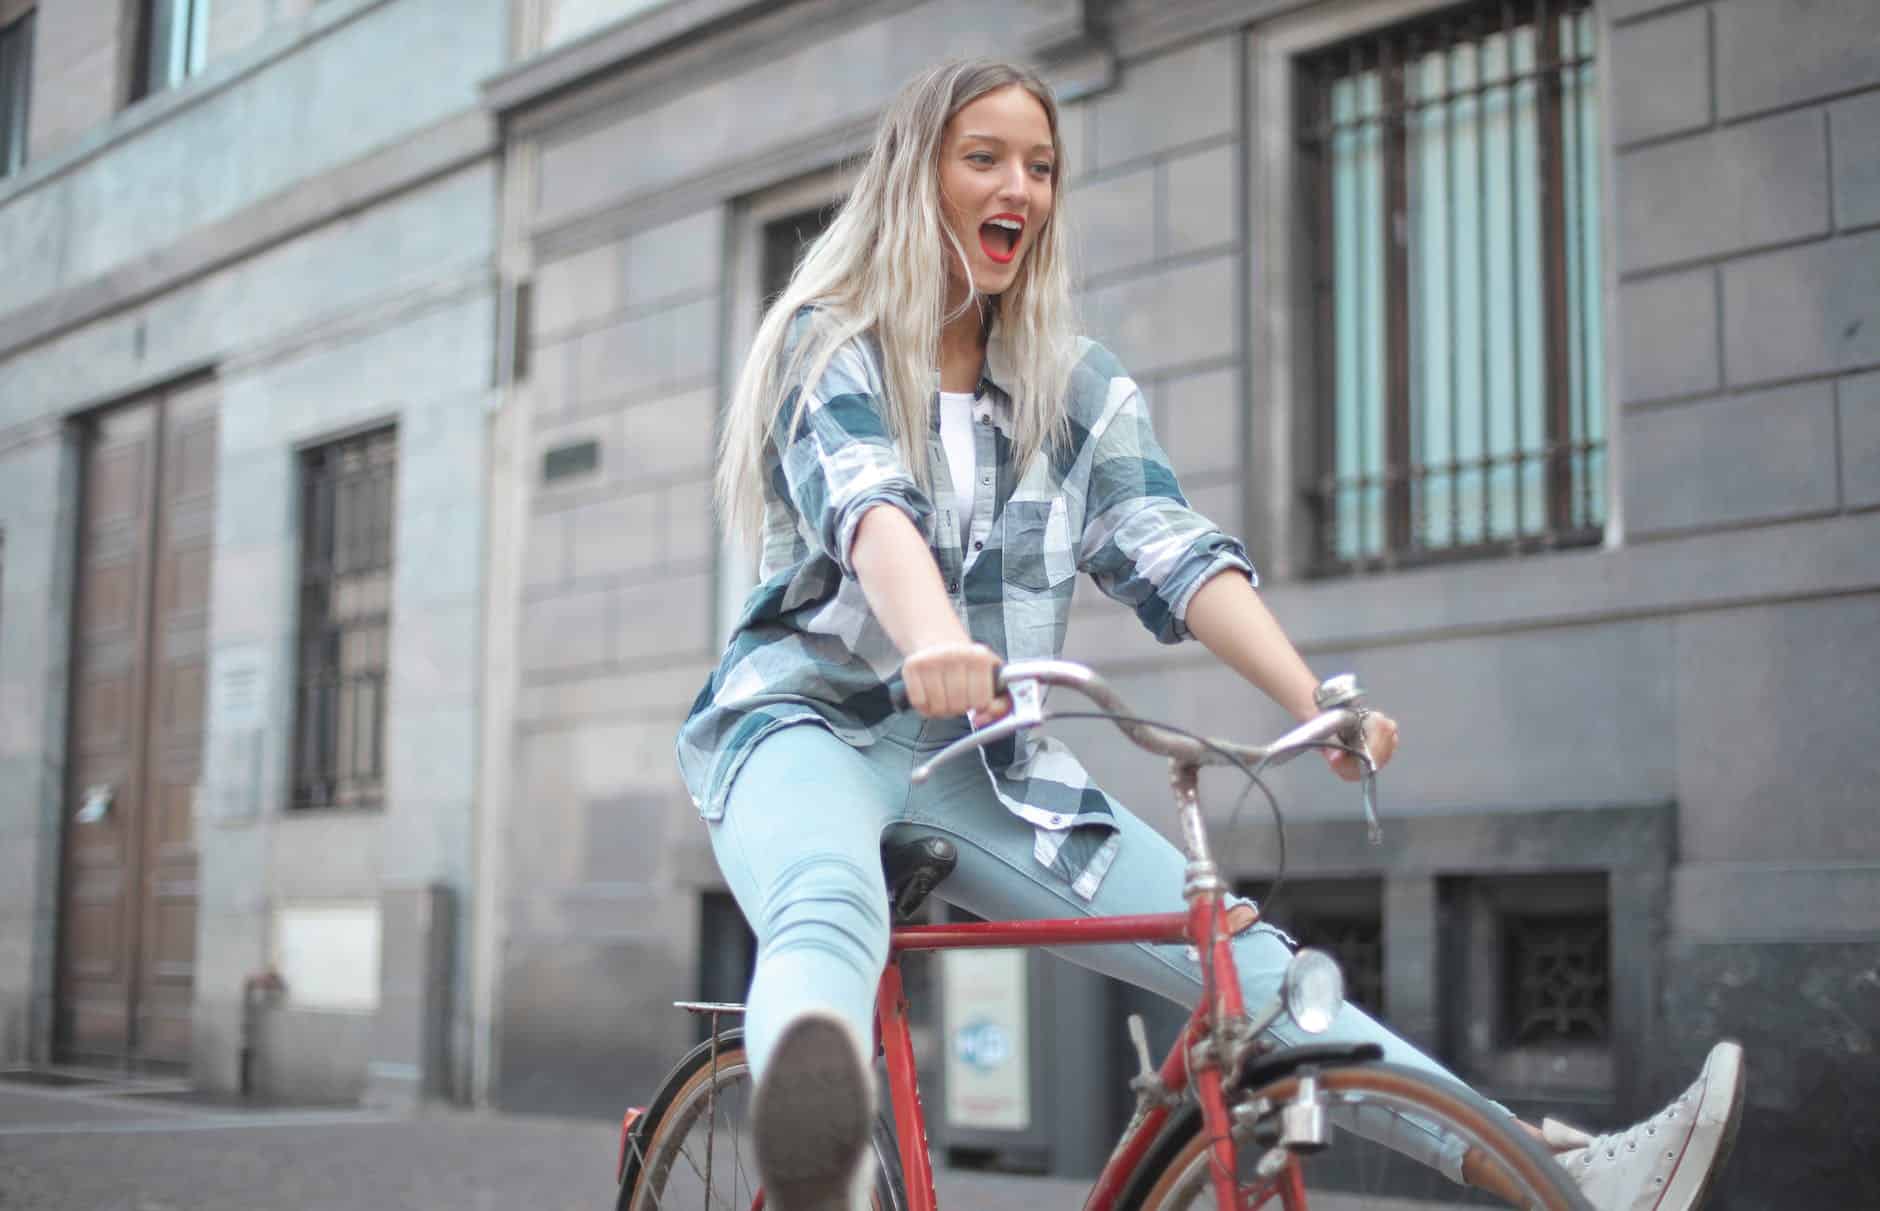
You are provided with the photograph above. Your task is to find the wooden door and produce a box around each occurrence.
[57,383,216,1068]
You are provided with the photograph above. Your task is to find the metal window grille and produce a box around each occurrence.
[0,11,32,179]
[291,427,397,811]
[1244,878,1385,1013]
[1300,0,1605,573]
[1292,914,1386,1013]
[1502,912,1610,1044]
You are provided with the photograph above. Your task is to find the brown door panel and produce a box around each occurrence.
[57,386,215,1068]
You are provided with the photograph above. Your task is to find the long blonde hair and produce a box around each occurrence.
[718,59,1079,550]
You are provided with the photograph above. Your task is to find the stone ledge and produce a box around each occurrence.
[0,110,496,362]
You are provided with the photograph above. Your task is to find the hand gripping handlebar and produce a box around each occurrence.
[895,659,1383,845]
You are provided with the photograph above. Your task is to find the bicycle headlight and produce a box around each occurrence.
[1282,949,1345,1035]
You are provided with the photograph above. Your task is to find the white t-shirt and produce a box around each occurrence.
[938,390,979,540]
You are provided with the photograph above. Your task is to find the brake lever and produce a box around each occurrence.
[910,678,1046,783]
[1346,724,1384,846]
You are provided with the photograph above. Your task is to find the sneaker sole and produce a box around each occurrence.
[753,1014,872,1211]
[1657,1041,1745,1211]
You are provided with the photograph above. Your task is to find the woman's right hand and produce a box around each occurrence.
[900,641,1010,723]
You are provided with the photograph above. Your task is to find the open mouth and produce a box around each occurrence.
[978,214,1024,265]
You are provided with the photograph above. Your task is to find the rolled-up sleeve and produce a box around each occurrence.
[774,340,933,579]
[1075,382,1256,643]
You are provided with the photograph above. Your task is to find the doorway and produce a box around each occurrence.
[56,380,217,1069]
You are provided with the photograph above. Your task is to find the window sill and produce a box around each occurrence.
[1264,510,1880,654]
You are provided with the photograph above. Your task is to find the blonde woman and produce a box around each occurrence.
[679,59,1742,1211]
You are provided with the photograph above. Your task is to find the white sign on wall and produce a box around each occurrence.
[206,645,268,823]
[273,903,382,1013]
[941,947,1031,1132]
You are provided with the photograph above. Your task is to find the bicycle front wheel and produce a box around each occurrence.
[1119,1061,1591,1211]
[618,1029,906,1211]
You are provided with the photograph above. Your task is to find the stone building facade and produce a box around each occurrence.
[0,0,504,1105]
[478,0,1879,1204]
[0,0,1874,1205]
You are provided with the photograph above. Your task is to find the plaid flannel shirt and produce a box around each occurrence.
[676,313,1256,899]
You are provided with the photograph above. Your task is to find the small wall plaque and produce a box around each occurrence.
[543,439,600,483]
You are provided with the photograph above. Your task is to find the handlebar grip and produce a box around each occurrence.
[886,659,1007,716]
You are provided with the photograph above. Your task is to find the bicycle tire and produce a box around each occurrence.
[617,1028,908,1211]
[1117,1060,1592,1211]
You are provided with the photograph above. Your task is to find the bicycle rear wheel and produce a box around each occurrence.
[618,1029,906,1211]
[1119,1061,1591,1211]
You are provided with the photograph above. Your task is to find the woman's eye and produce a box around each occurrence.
[967,152,995,166]
[1030,162,1055,177]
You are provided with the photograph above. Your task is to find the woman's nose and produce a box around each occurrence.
[996,161,1027,202]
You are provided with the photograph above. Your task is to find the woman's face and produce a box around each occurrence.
[938,84,1057,301]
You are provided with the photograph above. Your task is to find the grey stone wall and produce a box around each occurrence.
[22,0,138,161]
[485,10,1879,1198]
[0,0,505,1100]
[0,430,77,1065]
[1604,3,1880,1199]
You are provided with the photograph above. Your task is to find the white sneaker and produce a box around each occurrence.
[1549,1041,1745,1211]
[753,1011,876,1211]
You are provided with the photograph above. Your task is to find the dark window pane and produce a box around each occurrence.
[1503,912,1609,1044]
[138,0,207,99]
[696,892,757,1041]
[292,427,397,810]
[1240,877,1385,1015]
[762,204,839,304]
[0,11,32,178]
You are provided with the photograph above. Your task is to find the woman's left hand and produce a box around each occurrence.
[1325,711,1398,782]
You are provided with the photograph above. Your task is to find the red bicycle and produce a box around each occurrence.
[615,660,1588,1210]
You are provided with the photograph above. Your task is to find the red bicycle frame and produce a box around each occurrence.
[877,891,1293,1211]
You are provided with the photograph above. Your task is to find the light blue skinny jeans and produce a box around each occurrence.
[706,712,1473,1183]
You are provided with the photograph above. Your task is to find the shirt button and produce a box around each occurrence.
[973,540,984,551]
[980,474,992,485]
[978,414,991,425]
[946,580,959,594]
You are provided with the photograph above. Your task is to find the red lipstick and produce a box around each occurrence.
[979,212,1025,265]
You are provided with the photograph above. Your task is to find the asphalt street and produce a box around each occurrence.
[0,1072,1094,1211]
[0,1072,1468,1210]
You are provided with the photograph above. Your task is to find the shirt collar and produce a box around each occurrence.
[928,308,1016,429]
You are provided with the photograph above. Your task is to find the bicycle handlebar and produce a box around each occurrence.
[899,659,1384,843]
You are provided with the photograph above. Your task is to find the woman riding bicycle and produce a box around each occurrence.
[676,58,1742,1211]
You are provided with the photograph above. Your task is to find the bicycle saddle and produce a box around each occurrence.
[880,834,958,923]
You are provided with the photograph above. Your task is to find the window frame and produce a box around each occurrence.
[133,0,211,102]
[715,164,856,644]
[1245,0,1623,584]
[0,7,32,179]
[289,424,399,812]
[1440,871,1615,1097]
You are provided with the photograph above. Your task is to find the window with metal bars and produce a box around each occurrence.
[292,427,397,811]
[1299,0,1605,573]
[1502,911,1609,1044]
[1240,877,1385,1014]
[0,10,31,179]
[135,0,209,101]
[1441,873,1613,1094]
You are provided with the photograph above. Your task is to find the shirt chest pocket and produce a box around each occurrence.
[1001,498,1077,593]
